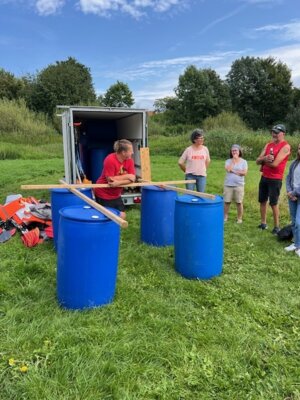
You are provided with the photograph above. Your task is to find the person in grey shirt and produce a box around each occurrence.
[285,143,300,256]
[223,144,248,223]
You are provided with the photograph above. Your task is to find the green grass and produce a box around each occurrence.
[0,157,300,400]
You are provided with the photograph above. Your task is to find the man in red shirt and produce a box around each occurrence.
[256,124,290,234]
[94,139,135,219]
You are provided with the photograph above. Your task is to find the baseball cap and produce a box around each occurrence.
[272,124,286,134]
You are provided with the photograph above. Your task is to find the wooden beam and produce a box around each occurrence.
[162,185,216,200]
[21,180,196,190]
[140,147,152,181]
[59,180,128,229]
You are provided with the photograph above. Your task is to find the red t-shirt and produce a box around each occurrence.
[94,153,135,200]
[262,140,289,180]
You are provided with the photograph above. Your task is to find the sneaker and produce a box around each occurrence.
[237,219,243,224]
[224,217,228,222]
[284,243,296,252]
[257,223,268,230]
[271,227,280,235]
[295,248,300,257]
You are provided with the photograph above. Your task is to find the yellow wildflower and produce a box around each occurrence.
[20,365,28,373]
[8,358,15,366]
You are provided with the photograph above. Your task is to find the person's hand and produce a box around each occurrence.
[265,154,274,163]
[108,179,119,187]
[287,192,297,201]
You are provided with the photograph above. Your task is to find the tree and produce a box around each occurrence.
[226,56,293,129]
[26,57,96,116]
[174,66,231,124]
[0,68,24,100]
[103,81,134,107]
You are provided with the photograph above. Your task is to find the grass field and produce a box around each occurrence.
[0,156,299,400]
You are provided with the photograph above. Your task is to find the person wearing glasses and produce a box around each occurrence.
[178,128,210,192]
[256,124,290,234]
[223,144,248,223]
[284,144,300,256]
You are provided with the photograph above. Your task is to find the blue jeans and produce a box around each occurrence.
[288,198,300,247]
[185,173,206,193]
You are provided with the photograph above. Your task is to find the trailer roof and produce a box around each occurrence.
[57,105,147,120]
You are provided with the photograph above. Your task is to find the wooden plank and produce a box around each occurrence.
[21,180,196,190]
[59,180,128,228]
[140,147,152,181]
[162,185,215,200]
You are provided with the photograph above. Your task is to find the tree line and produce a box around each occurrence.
[0,57,134,118]
[1,56,300,132]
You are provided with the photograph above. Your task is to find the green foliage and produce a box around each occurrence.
[0,98,62,159]
[25,57,96,117]
[227,56,293,129]
[103,80,134,107]
[286,106,300,135]
[0,68,24,100]
[0,157,299,399]
[202,111,248,132]
[174,66,231,124]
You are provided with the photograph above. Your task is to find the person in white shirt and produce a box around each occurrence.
[178,129,210,192]
[223,144,248,223]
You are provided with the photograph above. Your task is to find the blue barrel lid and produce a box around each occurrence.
[51,187,92,194]
[175,194,223,204]
[59,205,119,222]
[142,185,174,192]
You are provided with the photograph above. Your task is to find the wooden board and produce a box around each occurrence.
[140,147,151,181]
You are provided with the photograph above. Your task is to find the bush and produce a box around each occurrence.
[203,111,248,132]
[0,98,60,144]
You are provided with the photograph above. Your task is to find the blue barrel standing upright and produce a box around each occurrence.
[174,195,224,279]
[141,186,177,246]
[51,188,93,250]
[57,205,120,310]
[90,146,112,183]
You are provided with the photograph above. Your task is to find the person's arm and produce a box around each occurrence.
[234,160,248,176]
[225,159,233,172]
[108,176,135,187]
[256,145,270,165]
[178,149,187,172]
[205,149,211,168]
[269,144,290,168]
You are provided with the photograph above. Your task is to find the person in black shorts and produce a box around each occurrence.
[256,124,290,234]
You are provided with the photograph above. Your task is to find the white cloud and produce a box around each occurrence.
[35,0,65,15]
[255,20,300,42]
[79,0,186,18]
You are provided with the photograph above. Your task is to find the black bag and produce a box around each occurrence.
[277,224,293,241]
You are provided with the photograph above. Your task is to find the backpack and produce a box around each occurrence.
[277,224,293,241]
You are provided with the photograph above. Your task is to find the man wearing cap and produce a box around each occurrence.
[256,124,290,234]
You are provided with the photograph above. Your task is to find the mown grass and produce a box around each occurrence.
[0,156,299,400]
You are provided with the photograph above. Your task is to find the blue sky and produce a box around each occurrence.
[1,0,300,109]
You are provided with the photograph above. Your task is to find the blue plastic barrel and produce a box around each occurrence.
[174,194,224,279]
[51,188,93,250]
[141,186,177,246]
[57,205,120,310]
[90,147,112,183]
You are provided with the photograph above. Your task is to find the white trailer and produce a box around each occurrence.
[57,105,148,205]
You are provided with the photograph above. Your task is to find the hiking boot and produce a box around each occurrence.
[271,227,280,235]
[284,243,296,252]
[257,223,267,230]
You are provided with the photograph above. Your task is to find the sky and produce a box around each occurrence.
[1,0,300,109]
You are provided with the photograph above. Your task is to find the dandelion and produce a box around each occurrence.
[19,365,28,373]
[8,358,15,366]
